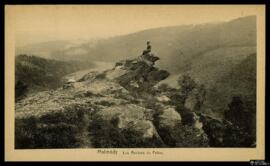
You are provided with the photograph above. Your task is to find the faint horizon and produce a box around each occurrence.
[6,5,262,47]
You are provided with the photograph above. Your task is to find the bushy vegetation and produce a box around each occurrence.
[154,119,209,147]
[199,112,255,147]
[222,121,255,147]
[15,80,28,101]
[94,100,115,107]
[156,73,256,147]
[95,72,106,80]
[165,74,206,111]
[177,75,197,105]
[15,117,79,149]
[224,95,256,145]
[15,104,93,149]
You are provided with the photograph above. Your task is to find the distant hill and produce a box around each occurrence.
[77,16,256,73]
[16,15,256,83]
[16,40,72,59]
[15,55,95,99]
[16,39,100,61]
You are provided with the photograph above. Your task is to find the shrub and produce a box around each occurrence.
[177,74,197,105]
[199,114,255,147]
[95,73,106,80]
[94,100,115,107]
[15,104,94,149]
[222,121,255,147]
[173,124,209,147]
[175,106,195,126]
[155,121,208,147]
[224,95,256,145]
[15,80,28,100]
[194,84,207,111]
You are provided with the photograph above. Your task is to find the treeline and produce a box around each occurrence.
[15,54,94,100]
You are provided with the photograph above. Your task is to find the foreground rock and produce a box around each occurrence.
[158,107,181,129]
[91,104,165,147]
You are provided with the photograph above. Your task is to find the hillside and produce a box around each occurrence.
[16,16,256,88]
[205,53,256,115]
[15,55,95,100]
[79,16,256,73]
[16,16,256,72]
[15,54,255,148]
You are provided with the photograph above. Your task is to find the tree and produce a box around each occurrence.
[177,74,197,105]
[225,95,245,127]
[15,80,28,100]
[194,84,207,111]
[225,95,256,136]
[223,95,256,146]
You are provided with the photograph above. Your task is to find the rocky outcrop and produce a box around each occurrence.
[15,54,169,148]
[15,45,256,148]
[15,53,213,148]
[110,55,170,92]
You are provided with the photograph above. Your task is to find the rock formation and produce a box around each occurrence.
[16,51,249,148]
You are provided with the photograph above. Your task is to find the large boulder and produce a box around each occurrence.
[192,112,203,131]
[184,93,197,111]
[127,120,156,138]
[95,104,156,134]
[113,57,170,91]
[156,95,170,102]
[158,107,181,129]
[91,104,164,147]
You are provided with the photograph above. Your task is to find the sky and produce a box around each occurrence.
[6,5,264,47]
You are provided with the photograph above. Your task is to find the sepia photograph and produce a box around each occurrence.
[5,5,265,161]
